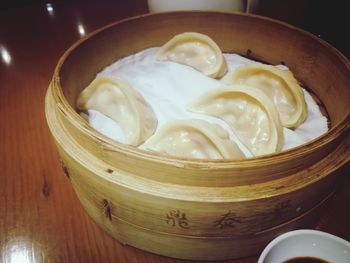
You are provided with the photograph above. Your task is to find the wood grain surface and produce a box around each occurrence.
[0,1,349,262]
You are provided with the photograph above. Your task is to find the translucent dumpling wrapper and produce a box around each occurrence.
[142,120,244,159]
[226,64,307,128]
[156,32,227,79]
[76,76,157,146]
[188,85,283,156]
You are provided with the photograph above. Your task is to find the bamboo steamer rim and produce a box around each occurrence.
[51,11,350,167]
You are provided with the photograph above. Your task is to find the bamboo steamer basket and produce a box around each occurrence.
[45,12,350,260]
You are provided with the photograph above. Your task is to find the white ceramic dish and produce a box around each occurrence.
[258,229,350,263]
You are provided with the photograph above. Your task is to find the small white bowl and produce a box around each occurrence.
[258,230,350,263]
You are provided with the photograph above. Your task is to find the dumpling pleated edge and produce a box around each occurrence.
[142,119,245,160]
[156,32,227,79]
[188,84,284,157]
[227,64,308,129]
[76,75,158,146]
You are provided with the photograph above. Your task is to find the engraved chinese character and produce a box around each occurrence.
[166,209,190,229]
[213,210,242,229]
[102,199,113,221]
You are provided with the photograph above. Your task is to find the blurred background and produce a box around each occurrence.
[1,0,348,58]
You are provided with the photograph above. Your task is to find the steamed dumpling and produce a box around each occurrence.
[188,85,283,156]
[142,120,244,159]
[76,76,157,146]
[157,32,227,78]
[226,64,307,128]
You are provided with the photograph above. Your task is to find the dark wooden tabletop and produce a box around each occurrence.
[0,1,349,262]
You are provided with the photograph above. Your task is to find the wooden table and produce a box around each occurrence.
[0,1,349,262]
